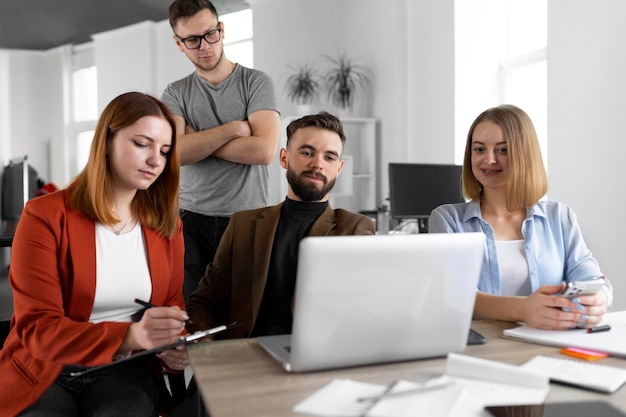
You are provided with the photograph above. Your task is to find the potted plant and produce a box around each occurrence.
[285,63,321,115]
[323,53,369,113]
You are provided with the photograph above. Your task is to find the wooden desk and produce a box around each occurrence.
[188,320,626,416]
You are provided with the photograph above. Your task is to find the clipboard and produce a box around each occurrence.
[69,321,239,378]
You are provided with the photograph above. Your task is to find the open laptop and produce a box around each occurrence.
[256,232,486,372]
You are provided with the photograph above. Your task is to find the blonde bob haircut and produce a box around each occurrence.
[69,92,180,238]
[462,104,548,212]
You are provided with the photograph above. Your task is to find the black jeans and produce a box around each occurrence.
[18,359,160,417]
[169,389,209,417]
[179,210,230,304]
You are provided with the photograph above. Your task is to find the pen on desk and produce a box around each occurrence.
[357,381,456,403]
[357,380,400,416]
[587,324,611,333]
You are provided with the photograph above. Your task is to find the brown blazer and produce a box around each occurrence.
[0,190,185,417]
[186,202,375,338]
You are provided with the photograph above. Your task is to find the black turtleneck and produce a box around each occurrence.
[251,198,328,337]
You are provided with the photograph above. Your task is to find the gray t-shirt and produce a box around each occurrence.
[161,64,278,216]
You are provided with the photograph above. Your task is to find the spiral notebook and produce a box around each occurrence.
[521,355,626,393]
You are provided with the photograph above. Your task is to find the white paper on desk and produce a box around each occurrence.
[368,355,549,417]
[604,310,626,324]
[293,378,385,416]
[293,354,549,417]
[293,379,463,417]
[366,380,465,417]
[428,353,550,416]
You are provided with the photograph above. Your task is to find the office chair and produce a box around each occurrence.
[0,235,13,347]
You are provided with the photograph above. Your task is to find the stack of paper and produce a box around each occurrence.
[293,353,549,417]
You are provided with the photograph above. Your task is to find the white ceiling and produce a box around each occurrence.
[0,0,249,50]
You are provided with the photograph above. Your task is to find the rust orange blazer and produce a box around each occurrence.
[0,189,184,417]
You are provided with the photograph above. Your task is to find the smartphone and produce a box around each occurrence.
[560,278,605,299]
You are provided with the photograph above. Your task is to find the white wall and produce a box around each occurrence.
[0,46,71,189]
[155,20,193,98]
[454,0,505,164]
[0,51,11,168]
[93,20,191,111]
[407,0,455,164]
[549,0,626,310]
[251,0,485,204]
[251,0,412,205]
[45,46,70,189]
[0,0,622,309]
[2,50,50,180]
[93,21,157,110]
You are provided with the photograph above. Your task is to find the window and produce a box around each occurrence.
[69,43,98,178]
[72,66,98,122]
[454,1,546,168]
[501,0,548,167]
[221,9,253,68]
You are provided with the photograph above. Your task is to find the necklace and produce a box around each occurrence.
[113,215,133,236]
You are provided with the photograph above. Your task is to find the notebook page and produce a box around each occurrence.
[522,355,626,393]
[604,310,626,325]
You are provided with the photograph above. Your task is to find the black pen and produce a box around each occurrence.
[587,324,611,333]
[134,298,156,309]
[135,298,190,324]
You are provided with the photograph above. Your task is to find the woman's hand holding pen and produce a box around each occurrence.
[151,305,191,371]
[134,305,188,348]
[120,305,191,370]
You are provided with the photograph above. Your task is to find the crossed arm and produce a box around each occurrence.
[174,109,281,166]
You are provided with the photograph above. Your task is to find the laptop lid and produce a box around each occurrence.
[259,232,485,373]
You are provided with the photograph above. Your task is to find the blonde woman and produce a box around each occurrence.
[430,104,611,330]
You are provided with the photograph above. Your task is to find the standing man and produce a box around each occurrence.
[186,112,376,339]
[162,0,281,302]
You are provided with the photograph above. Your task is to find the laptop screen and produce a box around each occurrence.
[285,233,485,372]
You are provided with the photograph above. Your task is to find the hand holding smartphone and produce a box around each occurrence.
[560,277,605,299]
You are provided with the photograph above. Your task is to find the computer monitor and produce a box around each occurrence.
[388,163,463,231]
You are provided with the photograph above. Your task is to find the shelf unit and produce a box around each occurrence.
[280,116,379,214]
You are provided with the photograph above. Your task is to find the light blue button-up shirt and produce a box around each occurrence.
[429,200,612,306]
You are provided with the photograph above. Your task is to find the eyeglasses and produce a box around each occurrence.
[176,23,222,49]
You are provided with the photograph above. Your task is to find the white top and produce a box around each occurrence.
[496,240,530,296]
[90,222,151,323]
